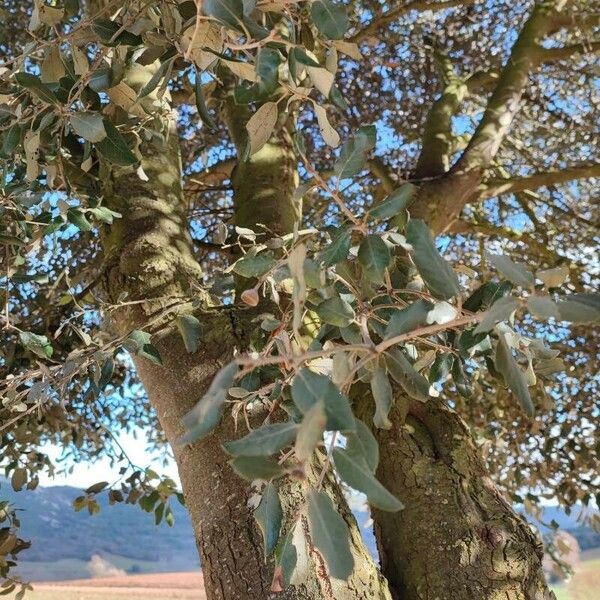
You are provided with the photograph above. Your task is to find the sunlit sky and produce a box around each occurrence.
[38,433,181,489]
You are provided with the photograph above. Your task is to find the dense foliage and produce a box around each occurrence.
[0,0,598,597]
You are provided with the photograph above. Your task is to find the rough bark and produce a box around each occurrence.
[97,66,390,598]
[356,393,554,600]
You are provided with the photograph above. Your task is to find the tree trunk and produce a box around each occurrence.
[97,68,390,598]
[357,394,554,600]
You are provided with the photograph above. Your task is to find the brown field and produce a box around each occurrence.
[29,572,206,599]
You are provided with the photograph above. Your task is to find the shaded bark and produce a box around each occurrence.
[356,393,554,600]
[97,65,390,598]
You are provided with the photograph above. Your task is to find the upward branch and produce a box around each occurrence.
[455,0,568,173]
[350,0,475,43]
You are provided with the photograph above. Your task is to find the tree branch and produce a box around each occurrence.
[454,0,566,173]
[536,40,600,62]
[479,163,600,199]
[350,0,476,43]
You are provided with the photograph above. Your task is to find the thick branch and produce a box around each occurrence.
[479,163,600,199]
[455,0,564,173]
[350,0,475,43]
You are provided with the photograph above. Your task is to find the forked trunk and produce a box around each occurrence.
[98,73,390,598]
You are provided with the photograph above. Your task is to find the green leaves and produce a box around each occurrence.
[320,228,351,266]
[70,112,106,143]
[369,183,416,222]
[333,448,403,511]
[316,296,355,327]
[370,367,393,429]
[254,483,282,557]
[204,0,244,29]
[556,294,600,323]
[308,490,354,580]
[232,253,275,278]
[406,220,460,300]
[14,72,58,104]
[358,235,390,283]
[123,330,162,365]
[291,368,355,432]
[346,419,379,472]
[176,314,203,353]
[474,296,519,334]
[385,348,430,402]
[295,402,327,461]
[224,423,299,456]
[19,331,53,359]
[311,0,349,40]
[487,253,534,288]
[494,334,534,417]
[180,362,239,444]
[92,18,142,46]
[230,456,285,480]
[95,120,138,166]
[384,299,433,339]
[334,125,376,180]
[194,75,217,130]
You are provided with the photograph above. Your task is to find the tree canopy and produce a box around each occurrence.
[0,1,598,598]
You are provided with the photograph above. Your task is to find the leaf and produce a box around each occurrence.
[95,120,138,166]
[429,352,453,383]
[527,296,560,320]
[194,75,217,130]
[406,219,461,300]
[274,528,297,588]
[291,368,355,432]
[474,296,519,334]
[334,125,376,180]
[494,334,534,417]
[123,330,162,365]
[311,0,349,40]
[41,45,65,83]
[72,46,88,76]
[556,294,600,323]
[358,235,390,283]
[487,253,534,288]
[85,481,109,494]
[385,348,430,402]
[223,59,257,81]
[203,0,244,29]
[180,362,239,444]
[232,252,275,278]
[70,112,107,143]
[14,72,58,104]
[333,448,403,511]
[230,456,285,480]
[346,419,379,472]
[307,66,334,97]
[92,18,142,46]
[19,331,53,359]
[308,490,354,580]
[176,314,203,353]
[537,266,569,288]
[313,103,340,147]
[295,402,327,461]
[11,468,27,492]
[316,296,355,328]
[139,58,174,98]
[370,367,393,429]
[224,423,299,456]
[254,483,283,557]
[369,183,416,221]
[385,299,433,339]
[320,228,351,266]
[246,102,278,155]
[183,22,224,70]
[67,208,92,231]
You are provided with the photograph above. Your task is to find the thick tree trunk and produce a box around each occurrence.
[97,68,390,598]
[357,395,554,600]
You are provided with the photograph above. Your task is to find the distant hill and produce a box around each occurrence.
[1,480,199,580]
[1,480,598,581]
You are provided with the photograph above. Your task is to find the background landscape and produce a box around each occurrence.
[2,480,598,598]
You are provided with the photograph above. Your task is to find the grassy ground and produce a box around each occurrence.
[550,553,600,600]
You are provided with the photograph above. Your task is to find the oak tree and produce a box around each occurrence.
[1,1,598,599]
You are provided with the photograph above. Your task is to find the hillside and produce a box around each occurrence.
[1,480,598,582]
